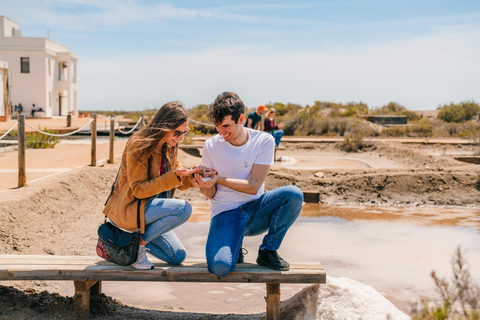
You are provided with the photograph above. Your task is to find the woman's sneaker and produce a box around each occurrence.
[132,246,154,270]
[237,248,248,263]
[256,249,290,271]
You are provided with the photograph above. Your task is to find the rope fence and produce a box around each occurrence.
[25,118,94,137]
[0,121,18,140]
[3,113,212,188]
[116,116,144,134]
[188,118,216,127]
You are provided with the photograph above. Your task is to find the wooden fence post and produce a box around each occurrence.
[108,115,114,164]
[17,115,26,187]
[67,114,72,127]
[140,113,145,130]
[91,113,97,166]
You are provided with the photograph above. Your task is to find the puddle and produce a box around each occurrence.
[275,155,372,169]
[94,203,480,314]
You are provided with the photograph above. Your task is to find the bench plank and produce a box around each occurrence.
[0,255,325,284]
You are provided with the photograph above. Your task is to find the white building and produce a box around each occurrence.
[0,60,7,119]
[0,16,78,117]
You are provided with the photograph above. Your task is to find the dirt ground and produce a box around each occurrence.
[1,139,480,319]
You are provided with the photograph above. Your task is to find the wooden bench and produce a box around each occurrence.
[0,254,325,320]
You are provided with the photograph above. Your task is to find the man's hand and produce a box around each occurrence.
[194,165,217,178]
[192,172,217,199]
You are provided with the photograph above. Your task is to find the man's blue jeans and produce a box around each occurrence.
[143,195,191,265]
[206,185,303,277]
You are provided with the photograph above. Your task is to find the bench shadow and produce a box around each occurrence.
[0,284,265,319]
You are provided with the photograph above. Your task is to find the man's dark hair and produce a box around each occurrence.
[208,91,245,125]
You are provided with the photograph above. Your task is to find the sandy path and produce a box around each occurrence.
[0,139,128,191]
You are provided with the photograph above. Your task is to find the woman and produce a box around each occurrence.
[103,102,202,269]
[263,108,284,147]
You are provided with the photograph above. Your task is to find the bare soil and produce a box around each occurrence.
[1,141,480,319]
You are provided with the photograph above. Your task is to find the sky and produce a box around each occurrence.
[2,0,480,111]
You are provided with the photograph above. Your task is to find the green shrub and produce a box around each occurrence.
[385,126,410,137]
[411,118,435,137]
[340,133,368,152]
[437,100,480,123]
[411,247,480,320]
[26,130,59,148]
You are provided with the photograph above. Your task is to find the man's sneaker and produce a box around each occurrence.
[132,246,154,270]
[256,249,290,271]
[237,248,248,263]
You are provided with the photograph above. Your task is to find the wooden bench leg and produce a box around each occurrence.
[73,280,101,317]
[266,282,281,320]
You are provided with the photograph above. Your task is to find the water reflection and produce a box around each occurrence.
[189,202,480,231]
[275,155,372,170]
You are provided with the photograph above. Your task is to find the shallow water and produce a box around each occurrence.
[277,155,372,169]
[97,203,480,315]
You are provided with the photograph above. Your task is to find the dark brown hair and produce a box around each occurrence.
[131,101,188,166]
[208,91,245,125]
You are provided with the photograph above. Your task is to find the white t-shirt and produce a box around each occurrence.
[201,128,275,217]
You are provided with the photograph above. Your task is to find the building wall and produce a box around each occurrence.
[0,67,5,116]
[0,16,78,117]
[1,50,48,116]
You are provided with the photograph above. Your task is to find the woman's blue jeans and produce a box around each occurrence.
[142,195,191,265]
[271,130,284,147]
[206,185,303,277]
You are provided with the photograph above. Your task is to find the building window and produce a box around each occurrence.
[21,57,30,73]
[58,62,67,81]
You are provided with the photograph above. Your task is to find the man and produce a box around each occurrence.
[192,92,303,277]
[31,104,37,117]
[244,104,268,130]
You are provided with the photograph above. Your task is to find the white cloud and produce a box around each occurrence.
[79,26,480,111]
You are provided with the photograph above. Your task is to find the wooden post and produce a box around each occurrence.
[108,115,114,164]
[17,115,26,187]
[73,280,101,317]
[266,283,281,320]
[67,114,72,127]
[90,113,97,166]
[140,113,145,130]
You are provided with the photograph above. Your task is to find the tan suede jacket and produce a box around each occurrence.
[103,137,194,233]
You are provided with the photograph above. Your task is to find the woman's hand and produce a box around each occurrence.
[278,122,285,128]
[174,167,202,177]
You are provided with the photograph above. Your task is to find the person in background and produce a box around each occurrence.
[31,104,37,117]
[263,108,285,147]
[103,102,214,270]
[244,105,268,130]
[193,91,303,277]
[18,103,23,114]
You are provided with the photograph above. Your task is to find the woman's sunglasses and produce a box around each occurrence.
[173,127,190,137]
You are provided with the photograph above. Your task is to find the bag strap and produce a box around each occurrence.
[104,164,122,206]
[136,199,141,232]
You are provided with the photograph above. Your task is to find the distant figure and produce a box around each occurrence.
[14,105,17,118]
[264,108,285,147]
[244,105,268,130]
[31,104,37,117]
[18,103,23,114]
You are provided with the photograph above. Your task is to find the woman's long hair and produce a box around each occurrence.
[130,101,188,166]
